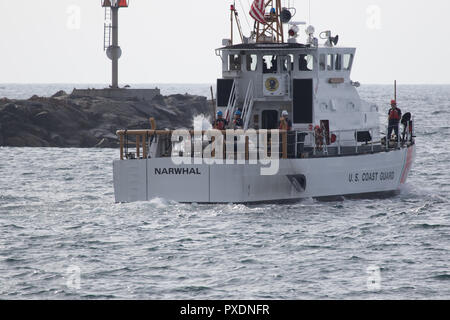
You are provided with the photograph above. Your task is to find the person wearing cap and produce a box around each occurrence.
[213,111,228,131]
[279,110,292,131]
[314,125,324,150]
[387,100,402,140]
[279,110,294,157]
[232,110,244,129]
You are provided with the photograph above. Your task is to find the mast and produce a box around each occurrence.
[230,2,244,45]
[254,0,284,43]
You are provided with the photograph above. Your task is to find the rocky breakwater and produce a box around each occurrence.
[0,91,213,148]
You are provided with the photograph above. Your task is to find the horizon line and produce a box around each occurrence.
[1,82,450,86]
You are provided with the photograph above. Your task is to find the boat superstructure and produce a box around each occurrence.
[113,1,416,203]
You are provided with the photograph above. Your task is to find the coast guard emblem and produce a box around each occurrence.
[265,77,279,92]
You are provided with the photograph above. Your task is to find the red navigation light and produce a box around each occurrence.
[230,4,235,11]
[118,0,129,7]
[102,0,129,7]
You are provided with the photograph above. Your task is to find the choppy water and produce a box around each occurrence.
[0,84,449,299]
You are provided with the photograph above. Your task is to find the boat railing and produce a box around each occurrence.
[116,126,413,161]
[224,80,237,122]
[384,118,415,150]
[116,129,290,161]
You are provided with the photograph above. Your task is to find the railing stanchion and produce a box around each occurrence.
[282,130,287,159]
[223,131,227,160]
[295,131,298,158]
[120,134,124,160]
[142,134,147,159]
[245,136,249,161]
[337,132,341,155]
[136,135,140,159]
[371,129,374,153]
[386,127,389,151]
[313,130,316,156]
[211,136,216,159]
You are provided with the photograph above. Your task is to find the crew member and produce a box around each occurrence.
[279,110,292,131]
[314,125,324,150]
[213,111,228,130]
[279,110,294,157]
[387,100,402,140]
[233,110,244,129]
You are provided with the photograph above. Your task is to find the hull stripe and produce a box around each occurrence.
[400,146,414,184]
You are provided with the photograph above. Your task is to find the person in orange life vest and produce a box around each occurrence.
[279,110,292,131]
[213,111,228,130]
[314,125,324,149]
[388,100,402,140]
[232,110,244,129]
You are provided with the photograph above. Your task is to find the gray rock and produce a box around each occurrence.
[3,103,18,113]
[5,133,50,147]
[52,90,68,98]
[0,90,213,148]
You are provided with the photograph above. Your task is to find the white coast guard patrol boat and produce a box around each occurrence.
[113,1,415,203]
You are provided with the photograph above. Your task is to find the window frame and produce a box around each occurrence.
[343,54,354,71]
[327,54,334,71]
[262,55,278,74]
[228,53,241,71]
[298,54,314,72]
[246,54,258,72]
[319,54,326,71]
[335,54,342,71]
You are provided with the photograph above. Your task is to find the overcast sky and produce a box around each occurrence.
[0,0,449,84]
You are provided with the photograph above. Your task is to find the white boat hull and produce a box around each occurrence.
[113,145,415,203]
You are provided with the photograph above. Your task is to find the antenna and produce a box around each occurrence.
[394,80,397,101]
[102,0,129,89]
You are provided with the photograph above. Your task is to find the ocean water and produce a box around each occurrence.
[0,84,449,300]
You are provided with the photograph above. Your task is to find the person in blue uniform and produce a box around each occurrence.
[213,111,228,130]
[233,110,244,129]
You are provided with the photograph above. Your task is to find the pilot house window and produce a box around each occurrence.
[299,54,314,71]
[246,54,258,71]
[319,54,326,71]
[320,54,352,71]
[229,54,241,71]
[281,55,294,72]
[263,55,278,73]
[327,54,334,70]
[343,54,354,70]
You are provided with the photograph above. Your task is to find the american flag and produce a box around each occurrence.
[249,0,266,24]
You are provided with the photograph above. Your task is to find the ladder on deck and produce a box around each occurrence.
[103,7,112,50]
[242,81,254,130]
[225,80,237,123]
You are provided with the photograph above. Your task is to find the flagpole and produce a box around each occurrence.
[231,4,234,45]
